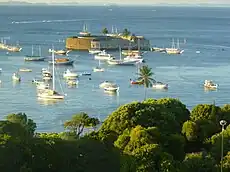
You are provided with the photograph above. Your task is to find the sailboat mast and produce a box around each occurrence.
[32,45,34,56]
[52,49,55,90]
[177,39,180,49]
[39,46,41,56]
[119,46,122,60]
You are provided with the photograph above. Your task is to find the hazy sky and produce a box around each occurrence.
[1,0,230,5]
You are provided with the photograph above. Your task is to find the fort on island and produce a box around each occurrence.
[66,25,151,51]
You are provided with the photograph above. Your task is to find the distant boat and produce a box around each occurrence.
[24,45,46,61]
[12,72,21,81]
[63,69,78,78]
[19,68,32,72]
[165,39,184,55]
[204,80,218,89]
[93,60,105,72]
[152,82,168,89]
[48,49,70,55]
[94,50,114,60]
[48,57,74,65]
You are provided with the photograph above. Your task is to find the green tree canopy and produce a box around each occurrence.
[102,27,109,35]
[122,28,131,37]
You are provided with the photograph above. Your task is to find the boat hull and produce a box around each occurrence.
[152,84,168,89]
[24,56,46,61]
[48,60,74,65]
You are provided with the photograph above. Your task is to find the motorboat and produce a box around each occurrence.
[99,81,115,88]
[43,73,52,81]
[130,79,143,85]
[12,73,21,81]
[48,49,70,55]
[48,58,74,65]
[66,79,79,86]
[80,72,91,76]
[63,69,78,78]
[152,82,168,89]
[24,56,46,61]
[93,67,105,72]
[42,68,51,75]
[203,80,218,89]
[19,68,32,72]
[104,84,119,92]
[89,49,102,54]
[94,50,114,60]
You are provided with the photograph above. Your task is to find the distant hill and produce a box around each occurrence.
[0,1,48,6]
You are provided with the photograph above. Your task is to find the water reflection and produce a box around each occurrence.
[152,88,168,93]
[204,87,218,92]
[37,98,64,106]
[12,80,20,87]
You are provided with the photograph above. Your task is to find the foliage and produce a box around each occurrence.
[64,112,99,138]
[222,151,230,172]
[181,152,216,172]
[122,28,131,37]
[6,113,36,137]
[102,27,109,35]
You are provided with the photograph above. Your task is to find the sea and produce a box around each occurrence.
[0,5,230,132]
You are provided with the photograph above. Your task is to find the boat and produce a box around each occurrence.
[80,72,91,76]
[107,47,139,66]
[0,68,2,72]
[19,68,32,72]
[152,82,168,89]
[24,45,46,61]
[89,49,102,55]
[104,84,119,92]
[203,80,218,89]
[12,73,21,81]
[130,63,143,85]
[94,50,114,60]
[66,79,79,86]
[48,49,70,55]
[37,50,65,100]
[7,46,22,52]
[99,81,116,88]
[165,39,184,55]
[79,23,91,36]
[48,57,74,65]
[122,50,142,56]
[151,47,166,52]
[42,68,51,75]
[93,60,104,72]
[63,69,78,78]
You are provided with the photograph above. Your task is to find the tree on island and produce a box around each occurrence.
[122,28,131,37]
[138,65,155,99]
[102,27,109,35]
[64,112,100,138]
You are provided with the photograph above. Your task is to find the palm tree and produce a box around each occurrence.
[138,65,155,100]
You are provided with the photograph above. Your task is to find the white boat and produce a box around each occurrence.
[63,69,78,78]
[89,49,102,55]
[80,72,91,76]
[42,73,52,81]
[93,60,104,72]
[19,68,32,72]
[12,73,21,81]
[152,82,168,89]
[37,49,65,100]
[166,39,184,55]
[107,47,139,66]
[0,68,2,72]
[48,49,70,55]
[94,50,114,60]
[204,80,218,89]
[67,79,79,86]
[99,81,115,88]
[104,84,119,92]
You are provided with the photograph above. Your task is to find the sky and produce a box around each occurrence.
[1,0,230,5]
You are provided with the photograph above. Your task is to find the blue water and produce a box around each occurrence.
[0,6,230,132]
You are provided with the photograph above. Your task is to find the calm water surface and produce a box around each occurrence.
[0,6,230,132]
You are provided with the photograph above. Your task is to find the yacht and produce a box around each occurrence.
[12,73,21,81]
[66,79,79,86]
[152,82,168,89]
[37,50,65,100]
[89,49,102,55]
[24,45,46,61]
[63,69,78,78]
[19,68,32,72]
[203,80,218,89]
[48,58,74,65]
[48,49,70,55]
[99,81,115,88]
[166,39,184,55]
[104,84,119,92]
[94,50,114,60]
